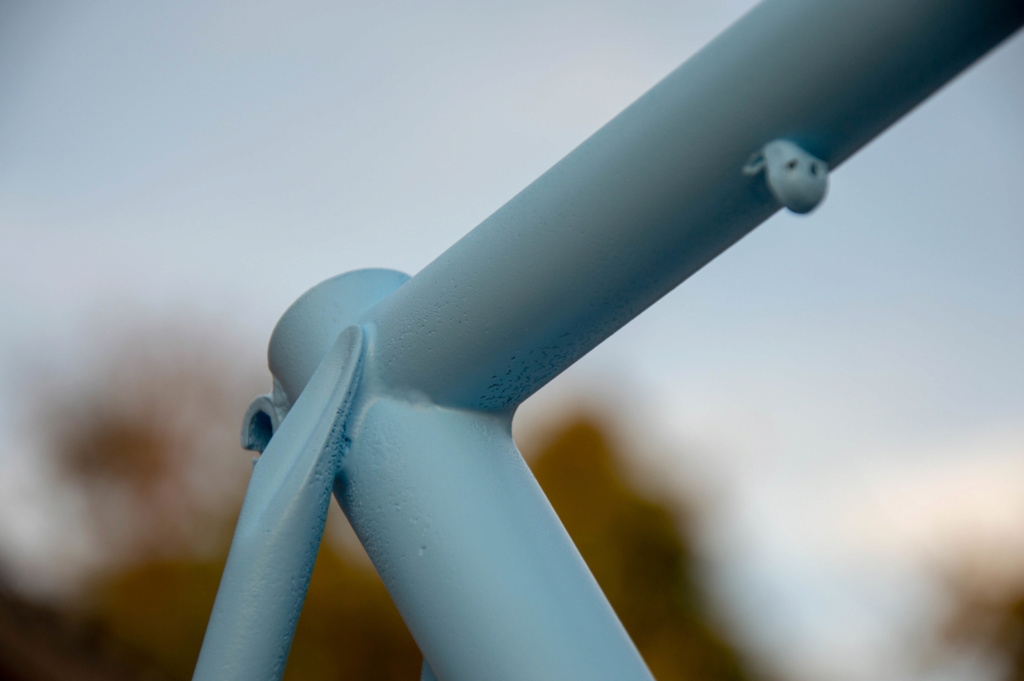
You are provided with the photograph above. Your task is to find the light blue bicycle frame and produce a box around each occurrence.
[192,1,1024,679]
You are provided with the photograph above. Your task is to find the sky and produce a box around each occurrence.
[1,2,1022,680]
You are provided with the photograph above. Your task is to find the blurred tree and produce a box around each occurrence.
[937,574,1024,681]
[0,579,143,681]
[37,327,257,565]
[531,421,751,681]
[6,329,759,680]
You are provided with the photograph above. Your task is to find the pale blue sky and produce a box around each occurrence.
[1,2,1022,680]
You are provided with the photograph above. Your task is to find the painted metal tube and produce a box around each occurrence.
[194,327,364,680]
[367,0,1023,412]
[335,400,654,681]
[197,1,1023,679]
[335,1,1023,678]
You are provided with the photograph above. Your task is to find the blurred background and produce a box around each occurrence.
[1,1,1022,680]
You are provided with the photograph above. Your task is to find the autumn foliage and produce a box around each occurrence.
[5,335,753,680]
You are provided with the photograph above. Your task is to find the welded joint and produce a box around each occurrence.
[240,269,411,456]
[744,139,828,214]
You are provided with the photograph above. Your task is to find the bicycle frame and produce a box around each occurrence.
[192,0,1024,679]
